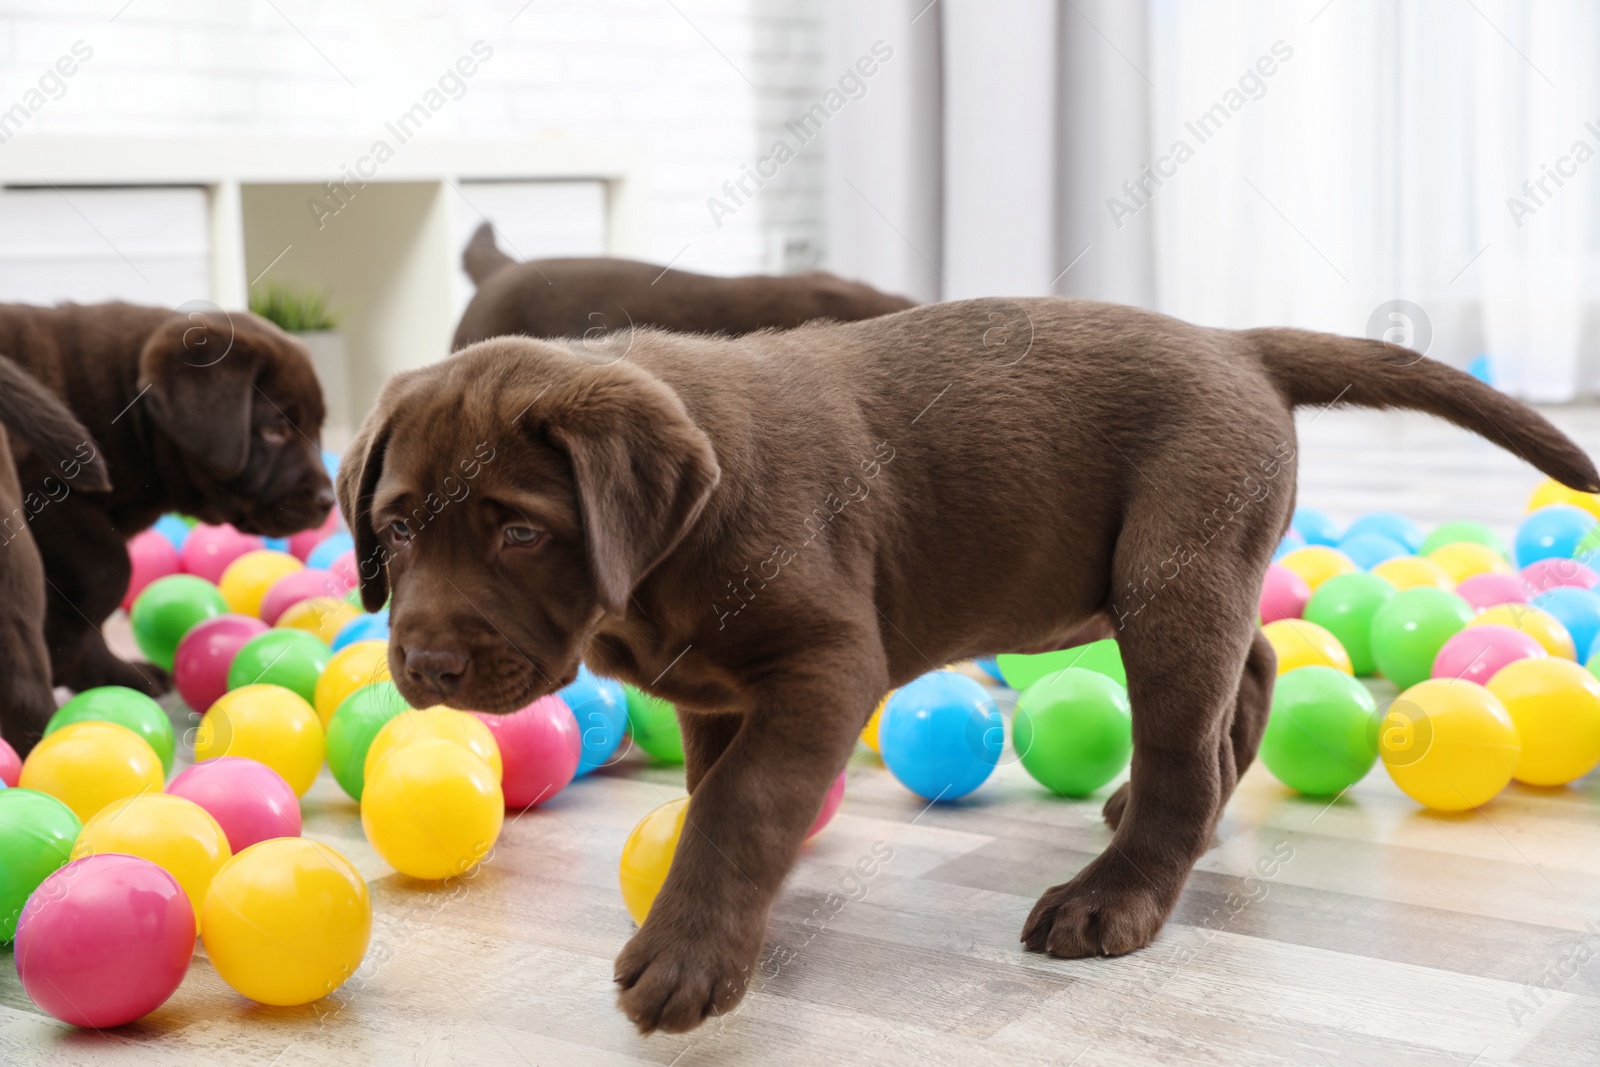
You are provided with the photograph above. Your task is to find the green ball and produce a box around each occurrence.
[129,574,228,671]
[1369,586,1473,690]
[624,686,683,764]
[1260,666,1379,795]
[227,628,332,705]
[326,681,408,800]
[46,686,176,775]
[1419,520,1508,559]
[996,639,1126,690]
[0,788,82,941]
[1013,668,1133,796]
[1303,572,1397,676]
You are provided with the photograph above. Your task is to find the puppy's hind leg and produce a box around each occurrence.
[0,522,62,757]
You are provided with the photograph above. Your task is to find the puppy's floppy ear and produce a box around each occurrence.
[544,367,720,615]
[139,312,259,478]
[338,412,394,613]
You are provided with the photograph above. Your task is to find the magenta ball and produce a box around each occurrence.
[173,614,269,713]
[259,569,340,625]
[1456,572,1530,611]
[1521,557,1600,597]
[806,771,846,839]
[1431,623,1547,686]
[0,736,18,786]
[329,549,359,595]
[167,756,301,853]
[15,854,195,1028]
[473,696,581,809]
[288,509,343,561]
[122,530,182,612]
[180,524,263,584]
[1259,563,1312,623]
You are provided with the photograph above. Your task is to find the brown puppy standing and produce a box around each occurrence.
[339,297,1598,1034]
[452,222,915,348]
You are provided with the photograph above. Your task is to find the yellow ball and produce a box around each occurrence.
[1380,679,1520,810]
[1261,619,1353,675]
[364,706,503,783]
[202,837,371,1006]
[1468,603,1576,659]
[360,738,503,880]
[1485,657,1600,785]
[1371,555,1456,592]
[1426,542,1513,584]
[1527,476,1600,520]
[314,640,393,727]
[219,550,304,618]
[861,693,890,754]
[197,684,325,796]
[19,721,165,823]
[72,793,231,933]
[279,597,364,647]
[1278,546,1358,591]
[619,796,688,925]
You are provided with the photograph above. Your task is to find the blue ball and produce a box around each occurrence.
[307,531,355,571]
[1532,587,1600,662]
[322,450,341,481]
[975,657,1005,684]
[332,609,389,651]
[1343,511,1423,554]
[1274,528,1307,561]
[1338,532,1408,570]
[262,536,290,553]
[879,671,1002,801]
[1516,505,1598,569]
[153,514,191,551]
[1292,508,1341,547]
[560,666,629,777]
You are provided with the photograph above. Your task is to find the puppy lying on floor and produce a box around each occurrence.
[452,222,916,349]
[338,297,1598,1034]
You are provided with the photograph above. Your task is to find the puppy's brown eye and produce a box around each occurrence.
[504,525,543,547]
[260,421,292,446]
[388,519,414,542]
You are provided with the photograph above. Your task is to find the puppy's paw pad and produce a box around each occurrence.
[1021,856,1174,959]
[614,929,751,1034]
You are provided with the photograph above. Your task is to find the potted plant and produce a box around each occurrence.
[249,284,350,436]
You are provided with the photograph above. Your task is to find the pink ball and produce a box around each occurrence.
[1456,572,1530,612]
[173,614,269,713]
[329,549,359,595]
[288,507,344,561]
[806,771,846,839]
[1431,624,1547,686]
[474,695,581,809]
[167,756,301,853]
[0,735,19,786]
[259,569,342,625]
[1259,563,1312,623]
[1521,557,1600,596]
[15,854,195,1028]
[122,529,181,612]
[180,524,263,584]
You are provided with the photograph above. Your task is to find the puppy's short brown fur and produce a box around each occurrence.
[1,302,332,732]
[340,298,1598,1035]
[452,222,916,349]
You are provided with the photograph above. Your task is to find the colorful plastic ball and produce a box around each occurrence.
[1012,668,1132,796]
[1486,658,1600,786]
[1428,542,1513,584]
[325,682,409,801]
[625,686,684,764]
[1278,546,1358,591]
[1302,572,1396,677]
[173,614,268,715]
[1468,603,1576,660]
[1526,477,1600,520]
[227,628,332,705]
[0,788,80,940]
[0,736,19,787]
[278,596,362,647]
[1420,520,1508,559]
[71,793,231,932]
[619,796,687,925]
[1291,508,1341,547]
[329,549,360,595]
[314,640,391,726]
[202,837,371,1006]
[361,738,504,880]
[1371,555,1455,592]
[332,609,388,651]
[975,657,1006,684]
[560,666,629,776]
[130,574,229,671]
[167,757,301,853]
[1522,557,1599,596]
[152,513,192,551]
[879,671,1003,801]
[808,771,846,838]
[1369,587,1474,690]
[1431,624,1546,687]
[45,686,175,775]
[307,531,355,571]
[262,537,290,553]
[1344,511,1423,554]
[19,721,164,823]
[1515,505,1598,569]
[996,639,1126,689]
[15,854,194,1027]
[288,509,344,561]
[1338,533,1408,570]
[123,529,181,612]
[196,685,325,797]
[365,706,502,785]
[1259,563,1312,623]
[861,693,888,754]
[1259,666,1379,795]
[219,550,304,618]
[1261,618,1353,675]
[1530,588,1600,662]
[180,523,263,584]
[474,695,581,808]
[259,568,340,625]
[1457,572,1529,612]
[1379,679,1519,810]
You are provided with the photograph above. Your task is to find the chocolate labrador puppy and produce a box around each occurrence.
[339,297,1598,1034]
[0,302,333,703]
[0,356,110,753]
[453,222,915,349]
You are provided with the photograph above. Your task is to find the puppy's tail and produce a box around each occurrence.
[0,355,112,492]
[1249,327,1600,493]
[463,222,515,286]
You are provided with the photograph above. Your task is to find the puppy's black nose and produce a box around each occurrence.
[314,486,337,513]
[405,648,468,696]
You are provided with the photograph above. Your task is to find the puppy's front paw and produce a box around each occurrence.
[1101,782,1129,830]
[614,919,759,1034]
[1021,850,1178,958]
[105,659,172,698]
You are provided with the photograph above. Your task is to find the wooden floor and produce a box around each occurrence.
[4,406,1600,1066]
